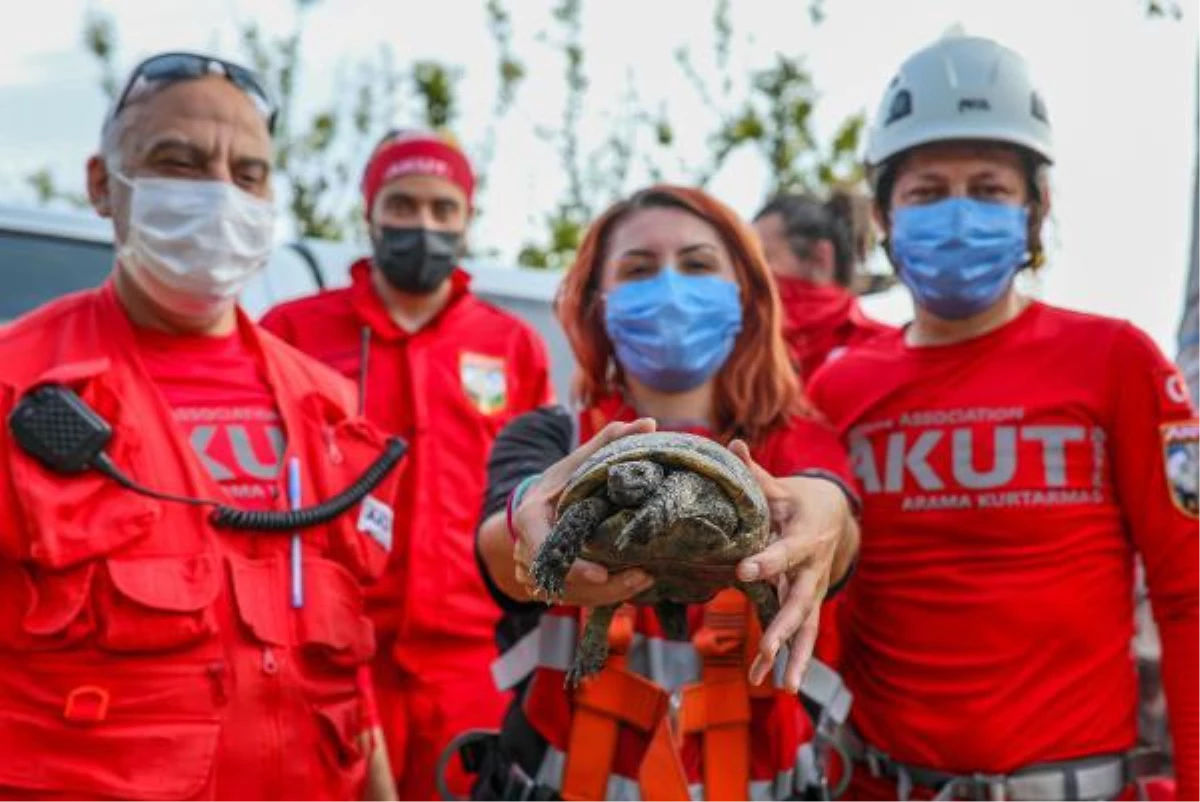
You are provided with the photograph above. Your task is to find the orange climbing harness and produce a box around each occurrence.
[559,590,766,801]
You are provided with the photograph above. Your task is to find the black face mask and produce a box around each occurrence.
[372,226,461,294]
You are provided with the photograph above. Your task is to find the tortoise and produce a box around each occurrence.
[530,431,779,685]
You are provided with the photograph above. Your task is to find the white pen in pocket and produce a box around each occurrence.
[287,456,304,609]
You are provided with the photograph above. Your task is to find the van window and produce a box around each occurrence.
[0,228,322,323]
[0,230,114,321]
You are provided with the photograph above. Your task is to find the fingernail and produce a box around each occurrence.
[625,572,648,589]
[739,562,760,581]
[582,565,606,583]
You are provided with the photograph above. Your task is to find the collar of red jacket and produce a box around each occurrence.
[68,280,321,423]
[348,258,472,342]
[774,277,861,336]
[97,278,264,357]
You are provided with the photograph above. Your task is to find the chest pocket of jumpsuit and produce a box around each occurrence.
[291,392,397,584]
[223,395,389,667]
[5,365,223,656]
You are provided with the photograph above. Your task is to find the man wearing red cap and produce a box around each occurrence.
[261,130,554,799]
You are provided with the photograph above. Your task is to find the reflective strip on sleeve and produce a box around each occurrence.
[539,613,578,672]
[491,627,541,691]
[489,612,579,690]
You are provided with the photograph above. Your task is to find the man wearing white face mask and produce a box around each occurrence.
[0,52,400,800]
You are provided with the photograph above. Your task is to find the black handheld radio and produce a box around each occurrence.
[8,384,406,532]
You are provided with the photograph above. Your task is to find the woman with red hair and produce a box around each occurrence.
[461,185,861,801]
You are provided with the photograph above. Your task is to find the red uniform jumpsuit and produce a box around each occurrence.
[261,260,554,798]
[0,284,401,800]
[809,301,1199,799]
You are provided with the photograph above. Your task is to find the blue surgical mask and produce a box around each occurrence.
[603,268,742,392]
[891,197,1029,320]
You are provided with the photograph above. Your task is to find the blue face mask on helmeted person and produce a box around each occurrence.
[891,197,1029,320]
[603,267,743,393]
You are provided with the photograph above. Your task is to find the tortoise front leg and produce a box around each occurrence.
[531,496,610,599]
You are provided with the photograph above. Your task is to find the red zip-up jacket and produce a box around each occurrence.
[261,260,554,676]
[0,283,401,800]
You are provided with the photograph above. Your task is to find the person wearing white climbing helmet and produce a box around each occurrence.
[806,33,1198,800]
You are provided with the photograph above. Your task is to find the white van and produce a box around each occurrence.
[0,203,578,399]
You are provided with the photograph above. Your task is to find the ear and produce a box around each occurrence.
[872,201,900,276]
[1037,180,1051,220]
[86,155,113,217]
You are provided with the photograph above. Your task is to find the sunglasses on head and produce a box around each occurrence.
[108,52,277,133]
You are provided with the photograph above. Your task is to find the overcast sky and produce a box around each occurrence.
[0,0,1196,353]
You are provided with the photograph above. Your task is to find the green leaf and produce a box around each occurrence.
[82,12,119,100]
[518,245,551,269]
[655,120,674,147]
[830,113,865,156]
[412,60,461,129]
[728,110,765,142]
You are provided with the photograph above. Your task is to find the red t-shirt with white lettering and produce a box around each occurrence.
[809,301,1198,794]
[134,326,284,510]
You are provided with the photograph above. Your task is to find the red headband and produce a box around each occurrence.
[361,134,475,217]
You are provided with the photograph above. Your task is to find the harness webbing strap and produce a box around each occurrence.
[689,589,756,800]
[842,726,1154,801]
